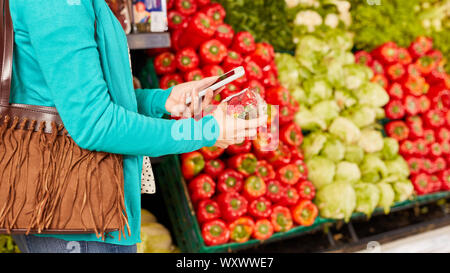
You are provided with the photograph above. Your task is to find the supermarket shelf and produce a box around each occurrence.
[127,32,171,50]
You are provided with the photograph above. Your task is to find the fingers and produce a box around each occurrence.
[201,88,214,109]
[198,76,219,89]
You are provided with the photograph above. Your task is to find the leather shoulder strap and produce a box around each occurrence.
[1,0,13,106]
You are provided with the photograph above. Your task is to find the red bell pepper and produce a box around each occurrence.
[370,59,385,75]
[226,140,252,155]
[244,60,263,81]
[424,110,445,128]
[439,170,450,191]
[427,50,443,64]
[250,43,275,67]
[417,95,431,114]
[231,31,256,55]
[429,175,441,192]
[403,76,428,96]
[243,175,267,200]
[170,28,183,51]
[265,86,290,106]
[196,199,221,223]
[235,73,248,87]
[175,48,199,72]
[221,83,240,99]
[372,42,398,65]
[407,115,423,126]
[415,55,437,75]
[386,121,410,141]
[421,158,436,174]
[291,200,318,227]
[280,186,299,207]
[386,63,405,81]
[407,120,424,139]
[270,206,293,232]
[249,197,272,219]
[441,141,450,155]
[159,73,183,89]
[202,65,224,77]
[154,52,177,75]
[434,157,447,172]
[423,129,436,144]
[403,95,420,116]
[408,36,433,59]
[400,140,417,157]
[255,160,276,182]
[288,95,300,113]
[280,122,303,147]
[167,0,175,9]
[278,105,294,125]
[262,69,279,89]
[183,69,204,82]
[252,131,278,159]
[167,10,186,30]
[354,50,372,66]
[179,12,216,49]
[188,174,215,203]
[204,159,225,179]
[293,159,308,181]
[265,180,285,203]
[415,139,430,156]
[181,151,205,180]
[438,128,450,142]
[197,0,211,7]
[267,143,291,168]
[291,145,304,161]
[407,157,422,175]
[200,146,225,160]
[217,169,244,193]
[397,47,412,65]
[200,39,227,65]
[217,192,248,221]
[385,100,405,120]
[228,153,258,177]
[412,173,433,195]
[229,217,255,243]
[248,80,266,99]
[252,219,274,241]
[387,82,404,100]
[214,23,234,47]
[296,180,316,201]
[405,63,422,79]
[427,64,447,85]
[371,74,388,89]
[201,3,226,24]
[430,142,443,158]
[202,220,230,246]
[277,164,300,185]
[175,0,197,16]
[222,50,243,71]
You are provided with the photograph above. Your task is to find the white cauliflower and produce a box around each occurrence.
[285,0,300,8]
[325,13,339,28]
[294,10,323,32]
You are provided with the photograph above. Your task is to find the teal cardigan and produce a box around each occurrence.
[9,0,219,245]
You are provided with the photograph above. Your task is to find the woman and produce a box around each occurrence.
[9,0,265,253]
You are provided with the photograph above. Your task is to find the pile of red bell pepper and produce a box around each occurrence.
[357,36,450,196]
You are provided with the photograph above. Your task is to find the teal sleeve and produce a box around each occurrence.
[20,0,218,156]
[134,87,172,118]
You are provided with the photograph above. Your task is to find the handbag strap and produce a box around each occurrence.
[0,0,13,106]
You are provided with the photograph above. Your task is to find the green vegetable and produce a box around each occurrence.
[392,180,414,203]
[329,117,361,144]
[335,161,361,184]
[295,107,327,131]
[303,77,333,106]
[295,35,331,74]
[275,53,301,89]
[381,138,400,160]
[334,89,357,110]
[138,222,177,253]
[342,64,372,90]
[342,105,376,128]
[358,129,384,153]
[321,137,345,162]
[353,82,389,108]
[344,144,365,164]
[354,182,380,217]
[301,131,328,159]
[306,156,336,189]
[360,154,388,183]
[377,182,395,214]
[316,182,356,222]
[385,156,410,178]
[310,100,340,125]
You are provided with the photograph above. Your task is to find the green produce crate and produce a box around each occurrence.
[153,155,331,253]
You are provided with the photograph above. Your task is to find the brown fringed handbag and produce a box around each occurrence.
[0,0,129,240]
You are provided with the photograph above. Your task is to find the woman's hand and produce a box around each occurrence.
[165,77,219,118]
[211,103,268,149]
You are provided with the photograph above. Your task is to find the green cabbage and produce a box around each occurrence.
[354,182,380,217]
[392,180,414,203]
[275,53,301,89]
[334,89,357,110]
[377,182,395,214]
[360,154,388,183]
[295,108,327,131]
[342,64,371,90]
[311,100,340,125]
[295,35,331,73]
[344,144,365,164]
[316,182,356,222]
[374,107,386,119]
[329,117,361,144]
[381,138,400,160]
[303,77,333,106]
[306,156,336,189]
[321,137,345,162]
[358,129,384,153]
[301,132,328,159]
[342,105,376,128]
[335,161,361,184]
[291,86,307,103]
[385,156,410,178]
[353,82,389,108]
[137,222,176,253]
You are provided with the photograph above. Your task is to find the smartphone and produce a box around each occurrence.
[185,66,245,105]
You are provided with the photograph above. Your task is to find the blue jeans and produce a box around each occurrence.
[12,235,137,253]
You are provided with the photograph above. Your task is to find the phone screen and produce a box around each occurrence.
[212,69,236,85]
